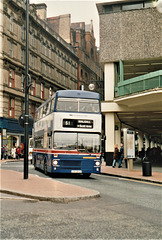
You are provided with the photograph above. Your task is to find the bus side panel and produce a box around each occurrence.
[32,151,53,173]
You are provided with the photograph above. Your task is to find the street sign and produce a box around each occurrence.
[126,130,135,159]
[18,114,34,128]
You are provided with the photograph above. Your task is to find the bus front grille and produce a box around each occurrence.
[61,160,81,169]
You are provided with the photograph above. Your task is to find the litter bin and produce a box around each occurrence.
[142,161,152,176]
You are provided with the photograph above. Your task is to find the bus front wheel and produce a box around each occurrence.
[44,161,48,175]
[34,158,37,170]
[83,173,91,178]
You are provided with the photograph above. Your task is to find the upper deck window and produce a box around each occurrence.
[79,99,99,113]
[56,98,100,113]
[56,98,78,112]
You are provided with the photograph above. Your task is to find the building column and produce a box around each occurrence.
[138,132,143,152]
[114,115,121,148]
[104,63,115,165]
[145,135,149,150]
[105,112,115,166]
[104,63,114,101]
[151,140,155,148]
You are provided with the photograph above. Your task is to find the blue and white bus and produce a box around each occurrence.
[32,90,102,177]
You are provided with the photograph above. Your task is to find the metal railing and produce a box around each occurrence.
[115,70,162,97]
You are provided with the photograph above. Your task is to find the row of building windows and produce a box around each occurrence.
[8,69,77,99]
[9,42,77,77]
[9,15,77,77]
[104,0,157,13]
[8,97,36,119]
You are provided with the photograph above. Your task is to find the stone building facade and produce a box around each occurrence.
[47,15,104,99]
[0,0,78,154]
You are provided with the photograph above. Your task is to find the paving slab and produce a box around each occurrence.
[101,165,162,184]
[0,169,100,203]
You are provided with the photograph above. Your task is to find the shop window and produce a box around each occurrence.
[7,136,17,152]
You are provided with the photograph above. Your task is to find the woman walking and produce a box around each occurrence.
[112,144,119,168]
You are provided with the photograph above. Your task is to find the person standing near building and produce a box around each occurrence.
[11,145,16,159]
[17,146,21,159]
[1,145,6,160]
[118,143,124,168]
[112,144,119,168]
[5,144,9,159]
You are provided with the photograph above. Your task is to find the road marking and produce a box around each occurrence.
[119,178,162,186]
[94,174,161,186]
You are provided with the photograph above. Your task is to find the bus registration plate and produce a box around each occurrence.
[71,170,82,173]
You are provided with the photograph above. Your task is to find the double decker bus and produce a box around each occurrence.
[32,90,102,177]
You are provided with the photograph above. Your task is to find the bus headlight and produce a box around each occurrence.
[53,160,58,166]
[95,161,100,166]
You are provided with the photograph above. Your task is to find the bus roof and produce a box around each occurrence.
[36,90,100,113]
[56,90,100,99]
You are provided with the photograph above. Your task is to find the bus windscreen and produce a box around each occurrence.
[56,98,99,113]
[54,132,100,153]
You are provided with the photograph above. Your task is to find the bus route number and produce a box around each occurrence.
[63,119,93,128]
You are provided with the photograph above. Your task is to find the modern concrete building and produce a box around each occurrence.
[0,1,78,154]
[97,0,162,164]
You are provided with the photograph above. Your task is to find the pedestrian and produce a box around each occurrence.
[118,143,124,168]
[1,145,6,160]
[112,144,119,168]
[5,144,9,159]
[17,146,21,159]
[11,145,16,159]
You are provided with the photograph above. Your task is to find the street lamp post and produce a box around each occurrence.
[24,0,30,179]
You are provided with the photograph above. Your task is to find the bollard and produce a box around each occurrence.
[127,159,133,171]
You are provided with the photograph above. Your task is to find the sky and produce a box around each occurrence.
[30,0,105,47]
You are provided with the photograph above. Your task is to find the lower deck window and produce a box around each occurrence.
[54,132,100,153]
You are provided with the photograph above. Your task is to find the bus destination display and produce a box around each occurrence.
[63,119,93,128]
